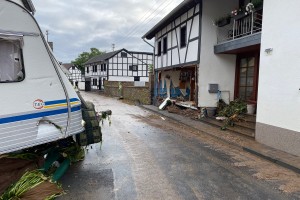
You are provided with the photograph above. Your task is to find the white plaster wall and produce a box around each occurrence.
[109,76,149,82]
[109,76,133,82]
[257,0,300,132]
[186,40,198,63]
[78,82,85,90]
[190,15,199,39]
[154,5,200,70]
[198,0,238,107]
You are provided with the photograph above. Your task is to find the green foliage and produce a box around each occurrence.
[148,64,154,73]
[71,48,104,72]
[6,152,38,160]
[0,170,63,200]
[217,98,247,130]
[252,0,263,8]
[213,14,231,26]
[218,98,247,117]
[60,143,85,163]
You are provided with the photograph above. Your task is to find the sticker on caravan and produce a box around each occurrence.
[33,99,44,109]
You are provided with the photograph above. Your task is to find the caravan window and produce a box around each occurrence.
[0,37,24,82]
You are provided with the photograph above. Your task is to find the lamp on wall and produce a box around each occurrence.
[264,48,273,55]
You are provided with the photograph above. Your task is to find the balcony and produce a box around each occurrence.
[214,8,263,54]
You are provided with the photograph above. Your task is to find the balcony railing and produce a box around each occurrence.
[217,9,263,44]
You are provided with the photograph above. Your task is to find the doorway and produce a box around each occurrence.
[235,52,260,103]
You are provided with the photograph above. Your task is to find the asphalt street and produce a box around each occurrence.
[59,92,300,200]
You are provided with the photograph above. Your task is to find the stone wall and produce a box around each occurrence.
[104,78,153,105]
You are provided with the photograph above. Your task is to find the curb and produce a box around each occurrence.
[141,105,243,149]
[141,105,300,174]
[243,147,300,174]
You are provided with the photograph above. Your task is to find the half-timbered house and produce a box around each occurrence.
[143,0,300,156]
[143,0,201,104]
[62,63,84,89]
[84,48,153,90]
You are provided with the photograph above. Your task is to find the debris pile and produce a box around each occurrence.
[216,99,247,130]
[0,139,85,199]
[167,104,200,119]
[157,97,200,119]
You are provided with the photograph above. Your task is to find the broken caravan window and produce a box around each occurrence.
[0,35,25,83]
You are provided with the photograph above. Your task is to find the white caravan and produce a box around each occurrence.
[0,0,84,154]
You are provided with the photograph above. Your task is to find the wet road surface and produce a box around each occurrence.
[59,92,300,200]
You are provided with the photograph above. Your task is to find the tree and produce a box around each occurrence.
[72,48,104,72]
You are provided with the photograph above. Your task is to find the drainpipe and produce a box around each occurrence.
[143,38,154,48]
[142,37,155,104]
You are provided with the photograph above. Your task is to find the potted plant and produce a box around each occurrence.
[213,14,231,27]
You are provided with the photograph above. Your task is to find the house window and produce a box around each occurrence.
[0,38,24,82]
[121,52,127,57]
[92,65,97,72]
[163,37,167,54]
[101,63,106,71]
[93,78,97,86]
[134,76,140,81]
[86,66,89,74]
[129,65,138,71]
[72,66,75,70]
[180,26,187,48]
[157,40,161,56]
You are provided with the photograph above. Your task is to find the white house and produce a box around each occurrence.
[256,0,300,156]
[143,0,300,156]
[62,63,84,90]
[84,48,153,90]
[143,0,200,102]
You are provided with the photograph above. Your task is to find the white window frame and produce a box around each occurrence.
[0,34,25,83]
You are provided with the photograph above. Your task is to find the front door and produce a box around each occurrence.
[99,78,102,90]
[235,53,259,103]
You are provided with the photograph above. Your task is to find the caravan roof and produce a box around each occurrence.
[10,0,35,14]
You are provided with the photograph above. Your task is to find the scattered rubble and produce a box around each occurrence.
[156,97,200,119]
[167,104,200,119]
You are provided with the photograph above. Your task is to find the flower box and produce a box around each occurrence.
[216,18,231,27]
[232,13,247,20]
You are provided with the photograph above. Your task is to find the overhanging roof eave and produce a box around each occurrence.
[142,0,201,40]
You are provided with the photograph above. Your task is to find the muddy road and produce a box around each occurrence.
[59,92,300,200]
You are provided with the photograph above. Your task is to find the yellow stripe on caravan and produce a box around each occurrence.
[43,101,80,109]
[70,101,80,105]
[44,103,67,109]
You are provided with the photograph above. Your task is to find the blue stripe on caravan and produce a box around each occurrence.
[44,99,66,106]
[44,98,79,106]
[71,105,81,112]
[0,105,81,125]
[70,98,79,102]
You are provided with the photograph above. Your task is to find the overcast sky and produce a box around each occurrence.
[31,0,183,63]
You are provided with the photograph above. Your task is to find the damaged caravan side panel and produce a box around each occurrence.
[0,0,84,154]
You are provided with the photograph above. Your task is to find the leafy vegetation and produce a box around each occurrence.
[60,143,85,163]
[71,48,105,72]
[217,98,247,130]
[213,14,231,27]
[0,170,63,200]
[252,0,263,8]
